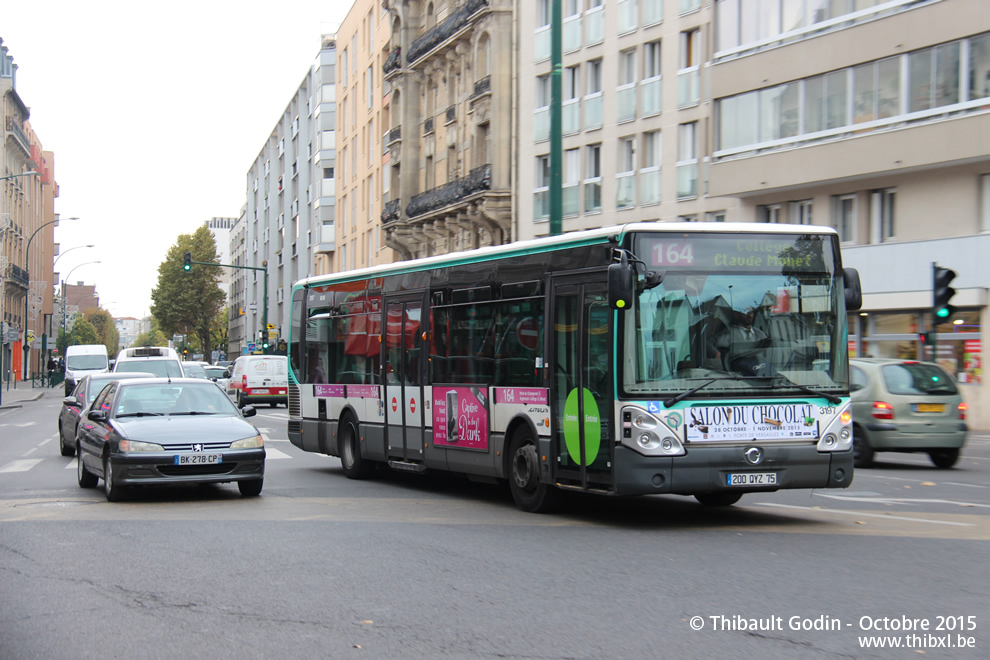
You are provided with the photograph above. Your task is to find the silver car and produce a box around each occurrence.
[850,358,968,468]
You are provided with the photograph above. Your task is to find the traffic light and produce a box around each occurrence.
[262,339,270,353]
[919,331,931,345]
[933,265,956,320]
[183,252,192,271]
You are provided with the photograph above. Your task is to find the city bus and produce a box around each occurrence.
[287,223,862,512]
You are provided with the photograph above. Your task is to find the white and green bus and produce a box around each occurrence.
[287,223,862,512]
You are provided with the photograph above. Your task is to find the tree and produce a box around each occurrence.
[85,308,120,357]
[69,317,99,346]
[150,226,225,361]
[133,316,169,348]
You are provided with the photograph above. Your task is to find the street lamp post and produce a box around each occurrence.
[22,216,79,380]
[0,170,39,403]
[48,245,95,370]
[60,260,101,355]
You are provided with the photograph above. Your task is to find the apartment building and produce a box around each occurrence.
[236,37,338,355]
[335,0,395,272]
[2,38,58,380]
[381,0,514,258]
[517,0,736,240]
[707,0,990,425]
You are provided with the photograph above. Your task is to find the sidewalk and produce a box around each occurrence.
[0,383,56,409]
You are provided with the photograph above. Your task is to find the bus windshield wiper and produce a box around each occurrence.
[771,374,841,405]
[662,378,720,408]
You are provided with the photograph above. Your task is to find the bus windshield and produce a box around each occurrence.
[621,232,848,398]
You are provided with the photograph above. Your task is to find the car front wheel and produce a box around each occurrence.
[77,448,98,488]
[238,478,264,496]
[59,423,75,457]
[853,427,874,468]
[104,455,127,502]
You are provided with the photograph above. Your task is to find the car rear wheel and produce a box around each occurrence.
[695,492,743,506]
[77,448,98,488]
[238,478,264,496]
[103,455,127,502]
[929,449,960,469]
[59,423,75,457]
[340,418,375,479]
[853,426,874,468]
[508,426,561,513]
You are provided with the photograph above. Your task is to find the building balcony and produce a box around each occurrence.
[382,199,401,225]
[4,117,31,157]
[383,47,402,76]
[8,264,29,290]
[406,0,489,65]
[406,164,491,219]
[471,75,491,99]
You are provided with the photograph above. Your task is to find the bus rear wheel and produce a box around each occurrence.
[508,427,561,513]
[340,418,375,479]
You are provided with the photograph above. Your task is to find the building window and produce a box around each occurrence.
[678,28,701,108]
[676,122,698,199]
[564,0,582,53]
[534,155,550,221]
[563,148,580,216]
[618,0,637,35]
[586,0,604,46]
[757,204,782,224]
[616,137,636,210]
[706,211,726,222]
[833,194,857,243]
[584,143,602,213]
[872,188,896,243]
[643,40,662,117]
[535,75,551,142]
[617,49,637,123]
[790,200,812,225]
[536,0,551,61]
[563,65,581,135]
[585,59,603,130]
[640,130,661,206]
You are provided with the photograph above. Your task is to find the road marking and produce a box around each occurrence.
[66,459,77,470]
[854,472,990,489]
[24,447,38,455]
[815,493,990,508]
[754,502,974,527]
[0,459,44,473]
[265,447,291,460]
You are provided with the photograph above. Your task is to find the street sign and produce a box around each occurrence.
[266,324,276,330]
[268,330,278,341]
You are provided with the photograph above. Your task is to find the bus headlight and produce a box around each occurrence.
[622,407,685,456]
[817,403,853,452]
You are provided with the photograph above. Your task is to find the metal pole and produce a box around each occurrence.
[549,0,562,236]
[22,216,76,380]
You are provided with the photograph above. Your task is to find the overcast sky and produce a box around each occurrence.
[4,0,351,319]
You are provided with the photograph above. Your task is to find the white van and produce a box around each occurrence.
[64,344,110,395]
[228,355,288,407]
[113,346,184,379]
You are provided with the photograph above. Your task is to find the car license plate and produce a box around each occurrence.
[253,389,269,395]
[175,454,222,465]
[727,472,777,486]
[913,403,945,413]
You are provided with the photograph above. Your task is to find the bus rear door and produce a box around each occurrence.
[383,294,426,464]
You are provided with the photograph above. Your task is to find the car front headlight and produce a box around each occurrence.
[119,439,164,452]
[230,434,264,449]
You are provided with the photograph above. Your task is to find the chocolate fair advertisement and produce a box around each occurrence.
[433,386,489,450]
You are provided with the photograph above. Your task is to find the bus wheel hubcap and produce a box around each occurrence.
[513,444,537,491]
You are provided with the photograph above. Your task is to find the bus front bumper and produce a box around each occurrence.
[613,443,853,497]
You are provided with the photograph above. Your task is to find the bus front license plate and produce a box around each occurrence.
[727,472,776,486]
[175,454,222,465]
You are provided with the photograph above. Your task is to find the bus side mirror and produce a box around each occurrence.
[844,267,863,311]
[608,253,634,310]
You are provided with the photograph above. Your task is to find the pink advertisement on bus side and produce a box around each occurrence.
[433,386,489,450]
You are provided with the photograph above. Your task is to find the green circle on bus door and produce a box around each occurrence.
[563,388,602,467]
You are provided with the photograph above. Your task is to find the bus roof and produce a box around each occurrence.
[295,221,839,289]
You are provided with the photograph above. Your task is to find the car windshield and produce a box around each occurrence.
[204,367,227,379]
[116,360,184,378]
[880,363,958,396]
[67,355,107,370]
[115,382,240,417]
[620,232,848,398]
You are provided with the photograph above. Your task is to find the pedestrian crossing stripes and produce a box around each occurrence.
[0,459,44,473]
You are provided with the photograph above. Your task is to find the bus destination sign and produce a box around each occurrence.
[637,235,831,273]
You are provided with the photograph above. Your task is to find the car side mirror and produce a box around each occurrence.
[241,405,257,418]
[87,409,108,422]
[608,252,634,310]
[62,396,81,408]
[844,267,863,311]
[223,370,230,378]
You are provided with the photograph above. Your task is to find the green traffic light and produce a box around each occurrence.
[936,307,950,318]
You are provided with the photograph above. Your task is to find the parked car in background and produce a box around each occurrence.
[204,365,230,391]
[850,358,968,468]
[113,346,184,378]
[58,372,156,456]
[75,378,266,501]
[63,344,110,395]
[227,355,288,408]
[181,362,209,380]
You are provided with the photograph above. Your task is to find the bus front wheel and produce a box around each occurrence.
[340,418,375,480]
[508,427,561,513]
[694,492,742,506]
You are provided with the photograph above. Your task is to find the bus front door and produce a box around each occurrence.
[383,295,425,463]
[551,279,613,491]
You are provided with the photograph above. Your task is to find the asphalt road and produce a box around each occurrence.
[1,392,987,659]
